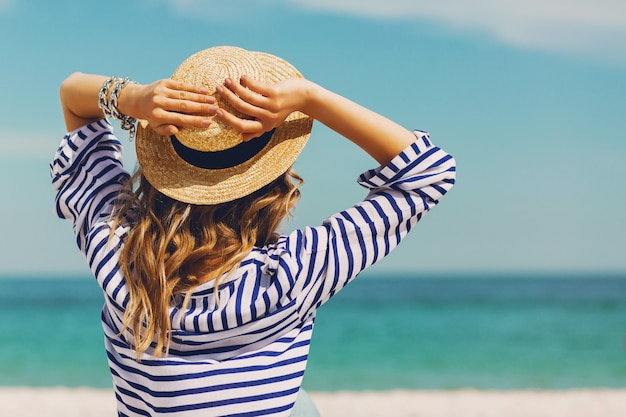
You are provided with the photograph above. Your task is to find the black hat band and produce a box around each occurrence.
[170,129,276,170]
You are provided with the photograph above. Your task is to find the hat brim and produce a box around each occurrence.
[135,47,313,205]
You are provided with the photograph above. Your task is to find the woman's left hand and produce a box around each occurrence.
[126,79,218,136]
[60,73,217,134]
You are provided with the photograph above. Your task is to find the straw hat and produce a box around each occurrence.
[135,46,313,205]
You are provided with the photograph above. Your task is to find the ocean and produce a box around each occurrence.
[1,273,625,391]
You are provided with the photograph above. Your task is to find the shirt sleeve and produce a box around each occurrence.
[281,131,456,320]
[50,120,129,253]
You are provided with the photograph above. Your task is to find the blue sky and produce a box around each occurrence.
[0,0,624,276]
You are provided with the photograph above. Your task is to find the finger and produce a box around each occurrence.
[169,113,213,129]
[163,80,215,105]
[178,101,218,116]
[225,77,269,107]
[158,97,218,116]
[153,107,213,130]
[215,108,263,134]
[169,90,216,105]
[152,124,180,136]
[242,132,261,142]
[239,75,275,98]
[216,82,268,119]
[165,79,212,97]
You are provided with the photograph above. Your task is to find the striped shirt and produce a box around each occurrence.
[50,119,456,416]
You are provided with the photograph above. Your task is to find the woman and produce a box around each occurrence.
[52,46,456,416]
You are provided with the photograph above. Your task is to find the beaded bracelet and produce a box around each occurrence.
[97,76,138,141]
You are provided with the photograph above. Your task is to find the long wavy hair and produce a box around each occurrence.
[110,168,302,359]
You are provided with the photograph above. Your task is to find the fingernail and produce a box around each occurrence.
[199,86,209,94]
[215,85,223,94]
[224,78,232,86]
[202,119,212,127]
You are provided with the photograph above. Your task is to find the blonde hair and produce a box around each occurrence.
[111,168,302,359]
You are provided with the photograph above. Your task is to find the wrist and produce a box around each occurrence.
[116,82,141,120]
[299,79,325,118]
[97,76,140,140]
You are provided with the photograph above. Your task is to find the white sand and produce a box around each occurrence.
[1,388,625,417]
[309,389,626,417]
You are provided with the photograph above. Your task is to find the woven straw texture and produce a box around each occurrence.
[135,46,313,205]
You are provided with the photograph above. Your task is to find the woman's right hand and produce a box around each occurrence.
[215,76,310,141]
[215,73,416,165]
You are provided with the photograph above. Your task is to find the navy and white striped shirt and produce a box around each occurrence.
[50,120,456,416]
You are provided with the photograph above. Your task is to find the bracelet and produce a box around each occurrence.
[97,77,117,119]
[110,77,138,141]
[97,76,138,141]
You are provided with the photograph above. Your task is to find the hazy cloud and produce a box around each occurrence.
[292,0,626,56]
[0,0,13,11]
[169,0,626,63]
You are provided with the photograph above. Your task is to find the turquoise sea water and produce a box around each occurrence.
[1,273,625,390]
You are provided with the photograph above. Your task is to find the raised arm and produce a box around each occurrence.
[215,76,417,165]
[59,72,217,134]
[217,76,457,317]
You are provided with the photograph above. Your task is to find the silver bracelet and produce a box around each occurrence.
[97,76,118,119]
[97,76,138,141]
[110,77,138,141]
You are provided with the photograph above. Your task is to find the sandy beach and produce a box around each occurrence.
[1,388,625,417]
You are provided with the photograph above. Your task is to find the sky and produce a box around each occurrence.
[0,0,624,277]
